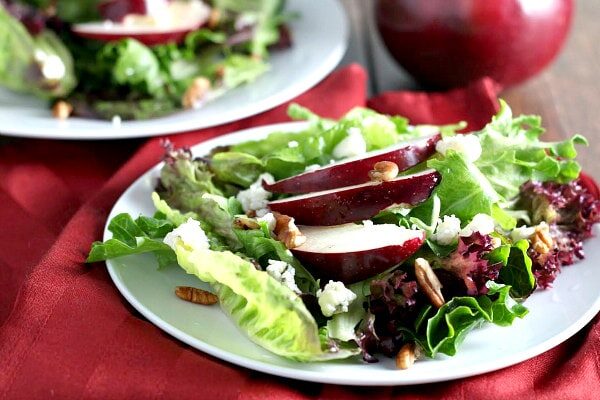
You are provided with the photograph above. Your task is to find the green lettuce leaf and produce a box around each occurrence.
[99,39,165,98]
[403,283,528,357]
[173,243,358,361]
[86,212,176,268]
[209,152,264,187]
[222,54,269,88]
[411,151,516,229]
[487,240,536,298]
[475,100,587,199]
[157,151,224,212]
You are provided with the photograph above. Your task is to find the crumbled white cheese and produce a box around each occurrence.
[266,260,301,294]
[361,115,397,132]
[432,215,462,245]
[317,280,357,317]
[435,134,482,162]
[236,173,274,216]
[362,220,374,227]
[332,127,367,159]
[34,49,47,63]
[163,218,209,251]
[257,212,276,232]
[460,213,495,237]
[287,140,299,148]
[511,225,536,242]
[40,54,65,81]
[304,164,321,173]
[112,115,122,127]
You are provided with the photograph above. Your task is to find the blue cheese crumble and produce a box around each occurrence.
[332,127,367,159]
[236,173,274,217]
[163,218,209,250]
[317,280,357,317]
[435,134,482,162]
[266,260,301,294]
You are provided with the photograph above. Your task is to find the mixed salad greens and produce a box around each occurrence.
[88,101,599,365]
[0,0,290,120]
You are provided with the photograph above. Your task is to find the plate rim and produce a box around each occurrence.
[0,0,348,140]
[105,121,600,386]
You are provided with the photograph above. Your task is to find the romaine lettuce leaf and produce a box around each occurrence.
[173,243,358,361]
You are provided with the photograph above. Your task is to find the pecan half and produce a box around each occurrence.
[207,8,221,29]
[175,286,218,305]
[52,100,72,120]
[233,215,260,230]
[273,212,306,249]
[396,343,416,370]
[368,161,399,182]
[531,222,553,255]
[182,77,211,109]
[414,258,445,308]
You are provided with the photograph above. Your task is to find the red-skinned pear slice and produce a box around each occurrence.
[99,0,149,22]
[263,133,440,194]
[268,169,440,226]
[292,223,425,283]
[73,1,210,46]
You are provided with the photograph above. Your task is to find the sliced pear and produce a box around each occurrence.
[268,169,440,226]
[292,223,425,283]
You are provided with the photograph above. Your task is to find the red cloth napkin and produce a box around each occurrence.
[0,65,598,399]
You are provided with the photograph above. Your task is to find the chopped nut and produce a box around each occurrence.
[531,223,553,254]
[273,212,306,249]
[207,8,221,29]
[52,100,72,120]
[368,161,399,182]
[491,236,502,249]
[215,64,225,79]
[175,286,218,305]
[414,258,445,308]
[233,215,260,230]
[396,343,416,370]
[182,77,211,109]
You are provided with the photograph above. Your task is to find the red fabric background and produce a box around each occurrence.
[0,65,598,399]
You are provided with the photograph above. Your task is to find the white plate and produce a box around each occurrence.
[105,122,600,385]
[0,0,347,140]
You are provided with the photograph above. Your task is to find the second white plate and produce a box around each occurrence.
[104,122,600,386]
[0,0,348,140]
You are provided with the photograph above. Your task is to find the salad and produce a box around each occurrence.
[0,0,290,121]
[88,101,599,367]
